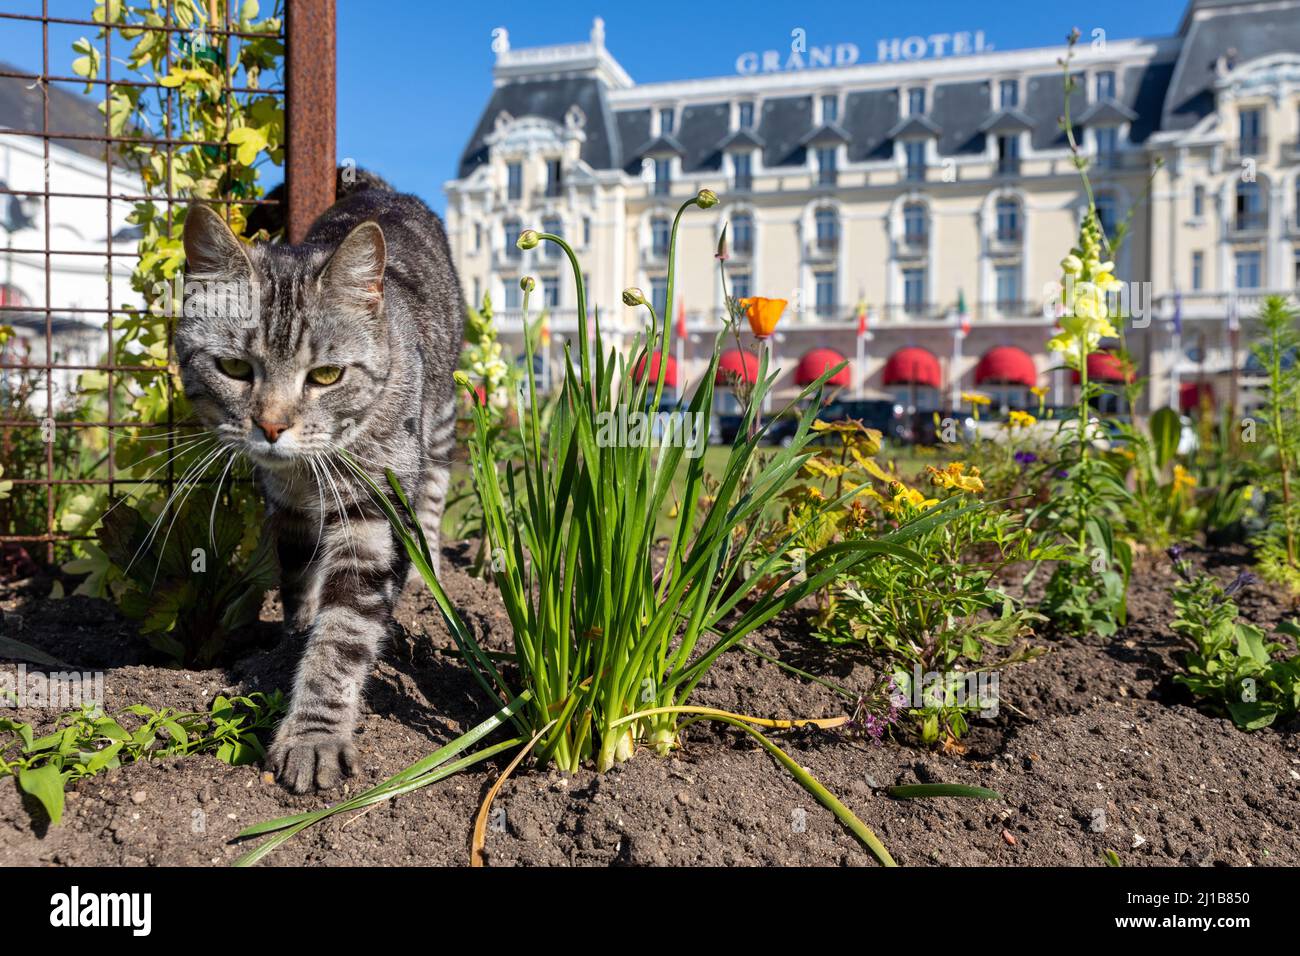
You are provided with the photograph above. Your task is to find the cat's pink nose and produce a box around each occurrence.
[257,420,290,443]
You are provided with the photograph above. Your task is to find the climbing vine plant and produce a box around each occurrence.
[58,0,283,643]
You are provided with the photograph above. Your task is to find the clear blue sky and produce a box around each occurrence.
[1,1,1188,213]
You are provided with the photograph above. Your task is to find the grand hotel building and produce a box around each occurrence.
[444,0,1300,416]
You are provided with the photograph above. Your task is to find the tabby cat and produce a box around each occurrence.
[177,171,463,792]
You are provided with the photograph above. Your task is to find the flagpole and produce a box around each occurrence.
[1169,290,1182,411]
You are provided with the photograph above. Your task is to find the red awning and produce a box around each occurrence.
[975,346,1037,387]
[882,347,940,389]
[1180,382,1214,412]
[796,348,851,387]
[716,349,759,386]
[633,351,678,388]
[1071,351,1133,384]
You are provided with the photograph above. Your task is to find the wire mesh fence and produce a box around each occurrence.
[0,0,320,568]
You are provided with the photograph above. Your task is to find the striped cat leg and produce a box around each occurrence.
[268,516,398,792]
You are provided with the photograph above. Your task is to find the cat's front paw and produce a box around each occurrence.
[267,727,358,793]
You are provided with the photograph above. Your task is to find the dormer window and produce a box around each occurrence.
[733,151,753,192]
[545,158,563,197]
[996,134,1020,176]
[1238,108,1263,156]
[738,101,755,129]
[999,79,1019,109]
[907,87,926,115]
[1094,70,1115,100]
[1094,126,1119,166]
[904,141,927,182]
[817,146,838,186]
[654,157,672,196]
[821,94,839,124]
[658,107,675,135]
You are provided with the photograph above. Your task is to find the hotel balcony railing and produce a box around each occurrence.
[733,175,753,193]
[805,237,839,259]
[1283,140,1300,162]
[818,169,839,187]
[994,227,1024,244]
[1153,289,1300,319]
[1233,211,1268,233]
[904,164,927,183]
[642,244,671,265]
[1226,137,1267,163]
[653,179,672,196]
[1091,151,1147,171]
[995,157,1021,177]
[730,241,754,259]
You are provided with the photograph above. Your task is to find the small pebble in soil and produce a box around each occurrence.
[1001,830,1017,845]
[130,790,146,805]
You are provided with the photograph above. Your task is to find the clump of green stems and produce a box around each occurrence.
[1250,296,1300,588]
[437,191,946,773]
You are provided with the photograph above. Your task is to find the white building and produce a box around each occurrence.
[444,0,1300,416]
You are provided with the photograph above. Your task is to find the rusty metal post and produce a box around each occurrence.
[285,0,336,242]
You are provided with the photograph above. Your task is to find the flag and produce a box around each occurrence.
[675,299,687,340]
[1171,290,1183,336]
[856,299,869,337]
[539,314,551,346]
[957,289,970,336]
[1228,295,1240,333]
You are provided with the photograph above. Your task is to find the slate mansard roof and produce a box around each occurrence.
[455,0,1300,180]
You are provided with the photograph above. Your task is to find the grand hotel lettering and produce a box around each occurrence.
[735,31,993,74]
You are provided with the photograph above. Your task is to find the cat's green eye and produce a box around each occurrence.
[217,356,252,380]
[307,365,344,386]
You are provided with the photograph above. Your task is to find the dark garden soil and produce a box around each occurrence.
[1,543,1298,867]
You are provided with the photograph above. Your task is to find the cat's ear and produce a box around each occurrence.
[320,221,385,314]
[182,204,253,280]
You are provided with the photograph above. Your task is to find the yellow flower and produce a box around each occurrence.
[1007,410,1037,428]
[739,297,787,339]
[1029,385,1048,399]
[960,391,991,407]
[879,482,937,516]
[1172,464,1197,494]
[926,462,985,494]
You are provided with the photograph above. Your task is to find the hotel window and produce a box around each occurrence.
[903,201,927,245]
[817,146,838,186]
[814,207,839,252]
[472,277,481,306]
[732,213,754,256]
[654,158,672,196]
[651,277,669,317]
[542,217,562,259]
[473,222,482,253]
[995,265,1021,311]
[503,217,521,259]
[1238,108,1263,156]
[503,282,521,309]
[814,270,837,318]
[821,94,839,124]
[582,216,591,246]
[907,87,926,115]
[659,107,675,135]
[904,140,926,181]
[542,275,561,308]
[1094,70,1115,100]
[545,158,563,197]
[1094,126,1119,166]
[738,100,755,129]
[995,197,1021,242]
[507,162,522,201]
[999,79,1019,109]
[1192,183,1205,218]
[651,215,671,257]
[902,267,926,315]
[1235,250,1262,290]
[733,151,753,191]
[1294,249,1300,287]
[731,272,751,301]
[1094,193,1119,238]
[1192,251,1204,290]
[996,134,1020,175]
[1235,181,1265,232]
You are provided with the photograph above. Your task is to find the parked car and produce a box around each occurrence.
[764,398,910,447]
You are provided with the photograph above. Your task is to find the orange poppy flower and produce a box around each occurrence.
[739,297,787,340]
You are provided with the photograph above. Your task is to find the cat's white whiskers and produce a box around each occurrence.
[125,440,233,578]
